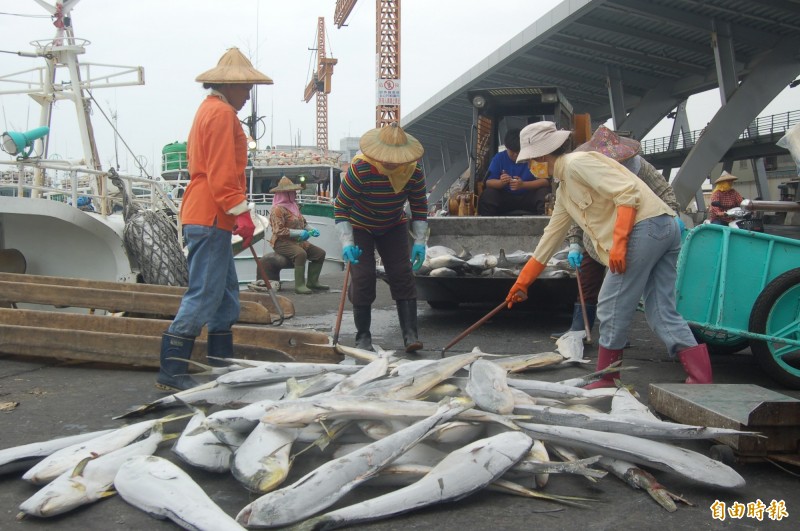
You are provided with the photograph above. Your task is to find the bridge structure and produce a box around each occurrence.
[402,0,800,211]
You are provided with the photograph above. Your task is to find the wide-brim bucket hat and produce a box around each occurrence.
[714,171,738,184]
[517,121,571,162]
[270,176,302,193]
[196,47,274,85]
[359,123,424,164]
[573,125,640,162]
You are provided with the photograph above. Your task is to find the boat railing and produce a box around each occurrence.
[0,158,180,220]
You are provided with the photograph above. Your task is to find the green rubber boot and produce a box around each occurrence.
[306,261,329,290]
[294,266,313,295]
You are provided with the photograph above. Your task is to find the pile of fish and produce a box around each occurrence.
[413,245,575,279]
[0,344,752,530]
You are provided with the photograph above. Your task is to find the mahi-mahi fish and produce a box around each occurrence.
[22,415,186,485]
[231,423,298,493]
[517,422,746,489]
[237,397,473,528]
[172,408,241,473]
[18,426,172,518]
[216,362,360,387]
[293,431,534,531]
[465,359,515,415]
[115,455,243,531]
[0,429,115,476]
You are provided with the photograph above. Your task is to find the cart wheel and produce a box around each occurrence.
[427,300,459,310]
[748,268,800,389]
[710,444,736,466]
[689,325,749,355]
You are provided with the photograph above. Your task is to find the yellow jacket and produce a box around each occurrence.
[533,151,674,266]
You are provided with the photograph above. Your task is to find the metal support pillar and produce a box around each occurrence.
[606,66,626,131]
[712,19,738,105]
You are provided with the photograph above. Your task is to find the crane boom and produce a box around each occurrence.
[334,0,400,128]
[303,17,337,152]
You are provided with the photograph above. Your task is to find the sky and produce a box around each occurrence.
[0,0,796,177]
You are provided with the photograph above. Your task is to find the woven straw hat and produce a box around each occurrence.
[270,176,302,193]
[517,122,571,162]
[573,125,640,162]
[359,123,424,164]
[714,171,738,184]
[196,48,274,85]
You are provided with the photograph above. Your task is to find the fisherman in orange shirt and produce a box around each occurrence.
[156,48,273,392]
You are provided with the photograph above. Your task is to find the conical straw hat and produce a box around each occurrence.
[714,171,738,184]
[196,47,273,85]
[270,176,303,193]
[359,123,424,164]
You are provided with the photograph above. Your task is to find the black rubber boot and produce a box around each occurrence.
[550,303,596,342]
[207,331,234,368]
[156,332,198,392]
[353,305,373,351]
[306,261,329,290]
[397,299,423,353]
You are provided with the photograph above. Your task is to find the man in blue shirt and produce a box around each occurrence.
[477,128,551,216]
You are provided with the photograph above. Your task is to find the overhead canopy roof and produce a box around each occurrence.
[405,0,800,206]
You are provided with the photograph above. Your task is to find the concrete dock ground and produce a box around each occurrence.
[1,272,798,530]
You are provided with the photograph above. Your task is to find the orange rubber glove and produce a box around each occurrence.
[506,258,546,308]
[608,205,637,274]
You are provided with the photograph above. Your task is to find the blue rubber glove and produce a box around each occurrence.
[299,229,311,241]
[309,228,320,237]
[567,243,583,270]
[411,243,426,271]
[343,245,362,264]
[675,216,686,235]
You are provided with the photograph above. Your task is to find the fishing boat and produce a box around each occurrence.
[0,1,268,298]
[160,143,347,286]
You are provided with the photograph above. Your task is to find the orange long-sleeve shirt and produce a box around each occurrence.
[181,95,248,231]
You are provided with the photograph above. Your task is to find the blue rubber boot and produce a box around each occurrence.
[155,332,198,392]
[207,331,234,368]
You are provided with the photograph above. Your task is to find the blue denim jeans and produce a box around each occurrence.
[168,224,240,338]
[596,215,696,357]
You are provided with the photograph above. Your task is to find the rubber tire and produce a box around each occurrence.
[427,300,459,310]
[689,325,749,356]
[748,268,800,389]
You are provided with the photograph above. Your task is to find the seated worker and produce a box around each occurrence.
[708,171,743,225]
[477,128,551,216]
[268,176,328,295]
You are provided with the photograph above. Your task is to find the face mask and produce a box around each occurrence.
[717,182,732,192]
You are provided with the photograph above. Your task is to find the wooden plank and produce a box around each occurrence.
[0,281,273,324]
[0,308,339,365]
[0,272,295,318]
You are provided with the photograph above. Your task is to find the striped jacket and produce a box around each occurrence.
[334,159,427,233]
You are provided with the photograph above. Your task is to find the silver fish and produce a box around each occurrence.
[232,423,298,493]
[507,378,617,402]
[216,362,360,387]
[18,427,169,518]
[237,397,473,528]
[425,245,457,259]
[428,255,466,270]
[258,395,520,431]
[172,408,237,473]
[0,429,115,476]
[466,253,498,271]
[22,415,184,485]
[295,431,534,531]
[429,266,458,277]
[353,350,481,400]
[497,249,533,267]
[426,421,485,445]
[115,455,243,531]
[330,357,389,394]
[486,350,565,373]
[517,422,746,489]
[465,359,515,415]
